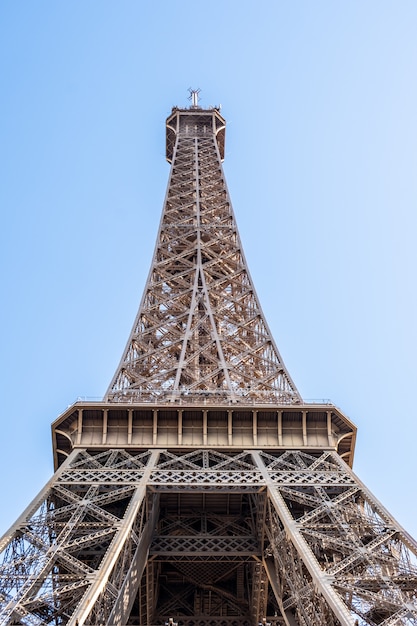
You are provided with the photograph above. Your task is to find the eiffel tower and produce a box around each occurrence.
[1,92,416,626]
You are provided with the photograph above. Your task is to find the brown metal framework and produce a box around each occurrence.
[0,99,416,626]
[106,105,299,406]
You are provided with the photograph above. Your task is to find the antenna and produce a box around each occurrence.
[188,87,201,108]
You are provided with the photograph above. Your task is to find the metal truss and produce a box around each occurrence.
[106,107,300,405]
[0,449,160,626]
[255,449,417,625]
[134,449,269,625]
[3,101,417,626]
[1,447,416,625]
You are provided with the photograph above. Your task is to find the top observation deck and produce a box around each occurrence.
[166,104,226,162]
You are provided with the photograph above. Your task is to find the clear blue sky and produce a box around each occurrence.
[1,1,416,539]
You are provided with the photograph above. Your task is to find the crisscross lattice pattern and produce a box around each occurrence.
[2,103,417,626]
[257,450,417,625]
[107,114,300,405]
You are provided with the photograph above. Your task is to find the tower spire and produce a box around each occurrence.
[106,100,301,405]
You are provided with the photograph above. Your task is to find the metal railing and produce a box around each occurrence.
[73,392,333,406]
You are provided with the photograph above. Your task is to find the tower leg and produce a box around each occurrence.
[0,449,160,625]
[252,449,417,625]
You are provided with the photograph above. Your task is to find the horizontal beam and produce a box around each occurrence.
[150,535,260,556]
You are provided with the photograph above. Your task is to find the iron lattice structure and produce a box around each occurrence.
[1,98,416,626]
[106,104,300,406]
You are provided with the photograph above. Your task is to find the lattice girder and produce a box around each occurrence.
[2,446,417,624]
[4,101,417,626]
[254,449,417,625]
[0,450,160,626]
[106,108,300,405]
